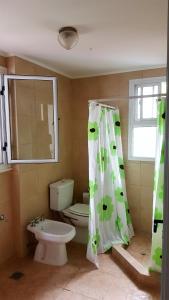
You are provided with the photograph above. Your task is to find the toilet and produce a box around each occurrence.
[27,219,76,266]
[50,179,89,244]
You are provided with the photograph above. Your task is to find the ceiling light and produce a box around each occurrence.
[58,27,79,50]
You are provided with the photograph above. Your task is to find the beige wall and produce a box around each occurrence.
[7,57,73,256]
[0,56,73,260]
[0,53,166,263]
[0,58,15,263]
[71,68,166,234]
[0,55,6,67]
[0,171,15,263]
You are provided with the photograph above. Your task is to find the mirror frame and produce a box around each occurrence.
[4,75,58,163]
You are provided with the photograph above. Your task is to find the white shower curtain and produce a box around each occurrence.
[87,102,134,267]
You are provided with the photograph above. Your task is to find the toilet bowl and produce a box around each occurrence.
[50,180,89,244]
[63,203,89,244]
[27,219,76,266]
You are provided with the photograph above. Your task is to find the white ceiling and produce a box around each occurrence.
[0,0,167,78]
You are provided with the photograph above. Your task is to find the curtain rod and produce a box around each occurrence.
[89,93,167,103]
[96,103,116,110]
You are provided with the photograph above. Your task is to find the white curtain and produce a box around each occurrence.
[87,102,134,267]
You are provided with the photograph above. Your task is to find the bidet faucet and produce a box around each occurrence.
[40,215,45,221]
[30,220,36,227]
[30,215,45,226]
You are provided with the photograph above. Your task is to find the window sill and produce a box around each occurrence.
[0,167,12,174]
[128,158,155,164]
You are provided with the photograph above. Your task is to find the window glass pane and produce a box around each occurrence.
[136,99,141,120]
[154,85,159,95]
[136,87,141,120]
[161,81,166,94]
[133,127,156,158]
[7,78,56,160]
[142,98,157,119]
[143,86,153,95]
[137,87,141,96]
[142,86,157,119]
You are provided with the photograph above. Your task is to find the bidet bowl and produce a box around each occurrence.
[27,219,75,243]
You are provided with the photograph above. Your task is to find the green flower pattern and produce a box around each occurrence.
[123,234,130,244]
[152,247,162,267]
[155,208,162,220]
[160,144,165,164]
[88,104,133,266]
[115,187,125,203]
[89,180,98,198]
[113,113,121,136]
[111,171,116,183]
[118,157,125,178]
[97,196,114,221]
[88,122,99,140]
[110,141,117,156]
[97,148,109,172]
[158,185,164,201]
[115,216,123,231]
[125,202,132,225]
[158,99,165,134]
[91,229,100,254]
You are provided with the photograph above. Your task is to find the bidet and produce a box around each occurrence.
[27,219,76,266]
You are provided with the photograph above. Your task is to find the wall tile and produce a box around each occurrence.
[140,187,153,233]
[125,161,141,186]
[0,198,14,264]
[140,162,155,188]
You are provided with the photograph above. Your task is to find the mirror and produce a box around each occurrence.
[4,75,58,163]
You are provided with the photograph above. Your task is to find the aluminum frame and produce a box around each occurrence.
[4,75,59,164]
[128,77,166,162]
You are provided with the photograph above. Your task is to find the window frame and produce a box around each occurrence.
[128,76,166,161]
[0,68,10,171]
[2,74,59,164]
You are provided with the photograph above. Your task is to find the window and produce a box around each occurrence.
[0,75,58,165]
[128,76,166,161]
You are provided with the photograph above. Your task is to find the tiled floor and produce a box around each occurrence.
[126,233,151,269]
[0,242,160,300]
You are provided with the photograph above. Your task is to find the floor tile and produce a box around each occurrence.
[126,233,151,268]
[57,289,95,300]
[0,241,160,300]
[66,269,128,300]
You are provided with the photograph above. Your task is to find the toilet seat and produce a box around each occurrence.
[63,203,89,227]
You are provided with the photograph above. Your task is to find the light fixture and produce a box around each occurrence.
[58,26,79,50]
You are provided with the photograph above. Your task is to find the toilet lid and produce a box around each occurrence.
[67,203,89,217]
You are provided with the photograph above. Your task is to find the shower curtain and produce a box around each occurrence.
[87,102,134,267]
[150,98,165,273]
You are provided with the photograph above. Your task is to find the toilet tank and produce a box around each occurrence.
[50,179,74,211]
